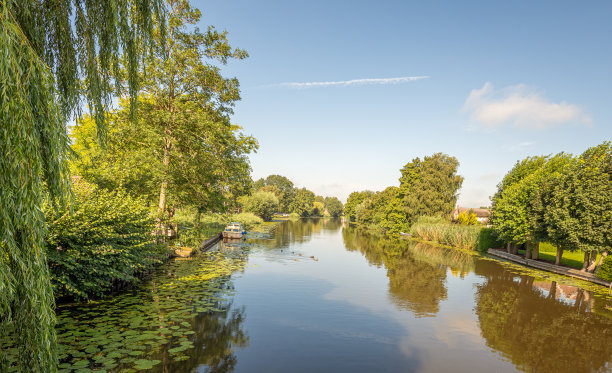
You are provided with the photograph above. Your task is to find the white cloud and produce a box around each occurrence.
[463,82,590,129]
[271,76,429,89]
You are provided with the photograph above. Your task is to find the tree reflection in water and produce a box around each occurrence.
[474,260,612,373]
[250,218,340,250]
[342,226,612,372]
[150,303,249,373]
[342,227,476,317]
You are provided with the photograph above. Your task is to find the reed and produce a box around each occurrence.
[410,222,482,250]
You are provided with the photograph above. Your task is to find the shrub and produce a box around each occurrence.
[239,191,279,221]
[457,209,478,225]
[477,228,505,252]
[45,187,168,300]
[230,212,263,230]
[596,255,612,282]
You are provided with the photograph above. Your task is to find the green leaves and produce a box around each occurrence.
[239,191,279,221]
[399,153,463,225]
[44,182,167,300]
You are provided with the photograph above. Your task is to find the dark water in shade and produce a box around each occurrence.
[52,218,612,373]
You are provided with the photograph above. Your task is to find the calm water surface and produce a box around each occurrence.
[56,218,612,372]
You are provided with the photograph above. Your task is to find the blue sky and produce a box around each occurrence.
[195,0,611,206]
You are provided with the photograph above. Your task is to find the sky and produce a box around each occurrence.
[194,0,611,206]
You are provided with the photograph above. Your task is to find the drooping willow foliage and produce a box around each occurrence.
[0,0,164,371]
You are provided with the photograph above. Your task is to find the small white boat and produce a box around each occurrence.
[222,222,247,239]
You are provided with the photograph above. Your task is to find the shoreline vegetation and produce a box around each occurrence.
[345,145,612,285]
[1,0,610,368]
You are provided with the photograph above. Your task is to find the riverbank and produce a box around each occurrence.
[488,249,611,288]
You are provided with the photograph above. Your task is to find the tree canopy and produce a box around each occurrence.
[490,142,612,274]
[1,1,164,370]
[254,175,296,213]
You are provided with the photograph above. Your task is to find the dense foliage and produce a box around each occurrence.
[346,152,463,236]
[595,255,612,282]
[457,209,478,225]
[399,153,464,224]
[254,175,296,213]
[0,1,163,370]
[324,197,344,218]
[490,142,611,275]
[45,185,167,300]
[290,188,316,217]
[70,1,257,220]
[239,191,279,221]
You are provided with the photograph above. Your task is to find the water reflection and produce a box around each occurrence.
[474,260,612,373]
[250,218,340,250]
[343,227,476,317]
[342,226,612,372]
[150,303,249,373]
[50,247,251,372]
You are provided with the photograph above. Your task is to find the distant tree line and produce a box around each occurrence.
[490,142,612,275]
[345,152,464,235]
[239,174,344,220]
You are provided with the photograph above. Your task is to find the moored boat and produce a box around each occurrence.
[222,222,247,239]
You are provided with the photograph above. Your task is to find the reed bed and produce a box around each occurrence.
[410,222,482,250]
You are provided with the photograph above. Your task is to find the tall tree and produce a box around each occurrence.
[399,153,463,224]
[490,156,548,254]
[324,197,344,218]
[544,143,612,272]
[344,191,374,222]
[290,188,316,217]
[254,175,296,213]
[0,1,163,370]
[133,0,250,221]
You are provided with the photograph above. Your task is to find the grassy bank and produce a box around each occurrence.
[515,242,601,271]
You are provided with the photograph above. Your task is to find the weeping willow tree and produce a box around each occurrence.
[0,0,164,370]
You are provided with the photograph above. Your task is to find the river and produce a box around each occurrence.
[53,218,611,372]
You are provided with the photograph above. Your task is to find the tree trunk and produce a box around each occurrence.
[594,251,608,273]
[555,246,563,266]
[586,251,599,273]
[158,140,171,217]
[507,242,512,254]
[512,243,519,255]
[195,209,202,228]
[525,243,532,259]
[581,251,591,272]
[532,242,539,260]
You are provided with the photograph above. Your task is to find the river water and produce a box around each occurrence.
[53,218,611,372]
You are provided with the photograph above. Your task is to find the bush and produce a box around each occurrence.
[230,212,263,230]
[288,212,301,220]
[410,222,482,250]
[596,255,612,282]
[239,191,279,221]
[477,227,505,252]
[45,187,168,300]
